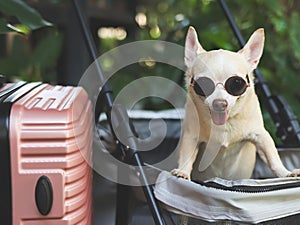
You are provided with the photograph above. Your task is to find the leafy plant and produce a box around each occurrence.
[99,0,300,143]
[0,0,52,34]
[0,30,63,82]
[0,0,62,83]
[1,0,299,143]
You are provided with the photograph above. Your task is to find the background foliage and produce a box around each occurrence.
[0,0,62,82]
[0,0,300,142]
[131,0,300,115]
[104,0,300,142]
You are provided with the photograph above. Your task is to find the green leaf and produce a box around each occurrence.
[45,0,63,3]
[289,13,300,61]
[0,0,52,33]
[13,24,31,34]
[0,35,29,77]
[0,22,32,35]
[30,31,63,70]
[0,18,24,33]
[261,0,284,17]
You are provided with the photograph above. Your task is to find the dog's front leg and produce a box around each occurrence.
[171,130,199,180]
[171,133,198,225]
[252,129,300,177]
[171,97,203,180]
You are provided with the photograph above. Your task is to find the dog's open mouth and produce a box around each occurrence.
[211,110,228,126]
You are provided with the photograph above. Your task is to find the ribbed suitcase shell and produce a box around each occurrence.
[1,83,93,225]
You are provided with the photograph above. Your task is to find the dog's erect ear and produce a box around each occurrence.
[239,28,265,71]
[185,26,206,67]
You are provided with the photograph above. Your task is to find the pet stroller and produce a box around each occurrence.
[72,0,300,224]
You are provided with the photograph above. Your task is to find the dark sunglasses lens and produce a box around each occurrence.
[193,77,215,96]
[225,76,247,96]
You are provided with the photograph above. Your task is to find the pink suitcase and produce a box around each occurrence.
[0,81,93,225]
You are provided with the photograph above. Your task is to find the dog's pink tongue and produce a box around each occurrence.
[211,110,228,125]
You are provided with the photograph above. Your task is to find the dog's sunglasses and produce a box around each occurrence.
[190,75,250,97]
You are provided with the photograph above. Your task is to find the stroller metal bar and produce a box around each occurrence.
[71,0,113,109]
[219,0,300,146]
[219,0,246,48]
[218,0,265,85]
[71,1,165,224]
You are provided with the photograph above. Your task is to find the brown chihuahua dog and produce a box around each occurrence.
[172,27,300,181]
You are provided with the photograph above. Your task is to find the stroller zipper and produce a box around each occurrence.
[193,179,300,193]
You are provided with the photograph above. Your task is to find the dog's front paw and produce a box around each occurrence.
[171,168,191,180]
[287,169,300,177]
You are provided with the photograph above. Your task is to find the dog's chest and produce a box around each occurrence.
[193,140,256,180]
[205,124,232,148]
[203,117,249,146]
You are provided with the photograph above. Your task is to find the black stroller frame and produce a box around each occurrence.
[72,1,165,225]
[72,0,300,224]
[219,0,300,146]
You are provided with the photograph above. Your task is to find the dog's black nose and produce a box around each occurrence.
[212,99,228,111]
